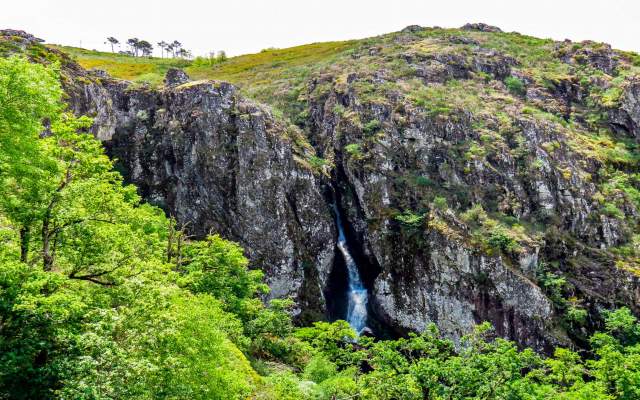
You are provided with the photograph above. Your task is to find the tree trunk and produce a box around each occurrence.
[42,217,53,271]
[42,167,71,271]
[19,225,30,263]
[167,219,174,263]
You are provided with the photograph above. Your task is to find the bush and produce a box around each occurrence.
[263,372,310,400]
[505,76,526,95]
[395,210,426,227]
[303,355,337,383]
[362,119,381,134]
[314,371,358,400]
[487,228,520,252]
[414,175,433,187]
[433,196,448,210]
[603,202,624,219]
[344,143,364,160]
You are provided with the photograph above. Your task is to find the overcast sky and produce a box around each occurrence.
[2,0,638,57]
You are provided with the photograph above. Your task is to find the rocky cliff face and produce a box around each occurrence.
[103,80,336,318]
[3,27,639,351]
[314,27,640,348]
[303,51,639,348]
[66,74,337,320]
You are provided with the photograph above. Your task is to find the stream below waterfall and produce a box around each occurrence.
[331,202,368,335]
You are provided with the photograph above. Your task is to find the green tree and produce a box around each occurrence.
[106,37,119,53]
[0,56,62,262]
[0,55,263,400]
[179,234,268,318]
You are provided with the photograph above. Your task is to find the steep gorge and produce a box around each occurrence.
[3,25,640,352]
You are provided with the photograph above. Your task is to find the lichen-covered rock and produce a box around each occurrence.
[111,82,336,318]
[0,29,43,44]
[164,68,190,87]
[610,79,640,141]
[461,23,503,33]
[372,231,559,350]
[555,40,620,75]
[303,41,640,349]
[400,25,424,34]
[63,74,336,319]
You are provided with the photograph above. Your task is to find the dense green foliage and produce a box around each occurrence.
[292,315,640,400]
[1,51,639,399]
[0,55,268,399]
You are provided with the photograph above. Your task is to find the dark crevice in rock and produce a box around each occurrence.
[323,230,349,323]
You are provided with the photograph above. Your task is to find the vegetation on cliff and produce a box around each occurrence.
[1,53,640,400]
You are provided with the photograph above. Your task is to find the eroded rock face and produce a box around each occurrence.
[555,40,619,75]
[64,75,336,319]
[372,231,556,350]
[164,68,190,87]
[611,79,640,141]
[303,53,639,350]
[305,95,566,348]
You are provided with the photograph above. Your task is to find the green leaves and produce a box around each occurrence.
[0,56,263,399]
[179,234,268,322]
[504,76,526,96]
[288,316,640,400]
[0,56,61,137]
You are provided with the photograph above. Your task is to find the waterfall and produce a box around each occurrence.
[332,201,368,335]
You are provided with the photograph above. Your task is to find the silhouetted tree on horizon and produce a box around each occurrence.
[171,40,182,58]
[126,38,140,56]
[106,37,119,53]
[177,48,192,59]
[138,40,153,57]
[157,41,168,58]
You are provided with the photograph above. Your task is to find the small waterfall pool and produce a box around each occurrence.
[331,202,368,335]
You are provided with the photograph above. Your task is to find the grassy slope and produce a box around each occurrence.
[50,29,640,113]
[51,40,357,95]
[49,45,191,85]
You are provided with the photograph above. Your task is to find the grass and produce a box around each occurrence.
[51,41,358,117]
[51,41,357,90]
[193,41,358,117]
[49,45,190,85]
[188,41,357,85]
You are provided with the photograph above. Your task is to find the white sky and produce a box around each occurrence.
[1,0,639,57]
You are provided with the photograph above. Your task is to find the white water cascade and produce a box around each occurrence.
[332,202,368,335]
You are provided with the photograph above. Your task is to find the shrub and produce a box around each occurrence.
[461,204,488,225]
[303,355,338,383]
[433,196,448,210]
[363,119,381,134]
[414,175,433,187]
[487,228,520,252]
[308,155,327,170]
[602,202,624,219]
[395,211,426,227]
[344,143,364,160]
[566,304,588,325]
[505,76,526,96]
